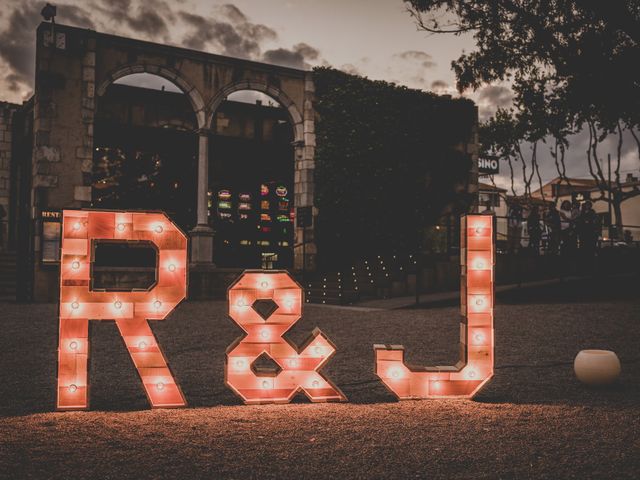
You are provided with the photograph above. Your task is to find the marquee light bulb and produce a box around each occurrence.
[71,301,80,310]
[69,341,78,350]
[114,300,122,309]
[262,380,272,389]
[153,300,162,310]
[389,366,403,379]
[289,359,299,368]
[156,382,165,391]
[154,224,164,234]
[474,260,485,269]
[68,384,78,393]
[138,341,147,350]
[314,346,323,356]
[235,359,246,369]
[260,280,269,289]
[475,297,485,307]
[116,223,125,232]
[260,329,269,339]
[474,332,485,344]
[168,263,176,272]
[312,380,319,388]
[72,222,81,231]
[71,261,80,270]
[467,369,477,379]
[283,296,295,309]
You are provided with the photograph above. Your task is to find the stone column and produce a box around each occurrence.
[293,72,318,271]
[189,129,214,264]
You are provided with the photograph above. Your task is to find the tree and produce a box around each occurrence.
[406,0,640,232]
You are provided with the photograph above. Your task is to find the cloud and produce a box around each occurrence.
[178,9,276,59]
[431,80,448,90]
[476,84,514,121]
[94,0,171,40]
[0,2,44,86]
[339,63,361,75]
[218,4,247,23]
[393,50,436,69]
[263,43,321,69]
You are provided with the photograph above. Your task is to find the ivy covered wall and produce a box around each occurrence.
[312,67,477,267]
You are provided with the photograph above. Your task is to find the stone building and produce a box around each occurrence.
[0,22,479,302]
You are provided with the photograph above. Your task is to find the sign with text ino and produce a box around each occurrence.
[478,157,500,175]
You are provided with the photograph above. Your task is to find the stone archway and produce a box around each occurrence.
[206,81,304,143]
[206,81,312,269]
[96,64,207,130]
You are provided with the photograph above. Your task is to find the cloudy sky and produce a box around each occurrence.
[0,0,637,192]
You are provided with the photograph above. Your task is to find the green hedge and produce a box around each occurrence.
[312,67,476,267]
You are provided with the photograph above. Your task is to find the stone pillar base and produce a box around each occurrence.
[189,225,214,264]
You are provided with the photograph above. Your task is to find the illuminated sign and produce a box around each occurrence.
[276,186,288,197]
[217,201,232,209]
[226,271,346,404]
[374,214,494,399]
[218,190,231,200]
[53,210,495,410]
[260,184,269,196]
[239,193,252,202]
[57,210,188,410]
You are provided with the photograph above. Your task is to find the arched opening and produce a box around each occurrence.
[209,89,295,268]
[92,73,199,230]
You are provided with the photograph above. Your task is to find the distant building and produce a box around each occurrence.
[530,176,640,240]
[478,182,507,243]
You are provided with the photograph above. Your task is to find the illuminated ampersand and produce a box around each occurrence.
[57,210,188,410]
[226,271,346,404]
[374,214,495,399]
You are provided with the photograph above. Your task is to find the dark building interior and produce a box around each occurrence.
[94,83,295,269]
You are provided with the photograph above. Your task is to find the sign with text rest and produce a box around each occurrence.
[56,209,494,410]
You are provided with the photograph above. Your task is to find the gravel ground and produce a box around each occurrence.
[0,277,638,479]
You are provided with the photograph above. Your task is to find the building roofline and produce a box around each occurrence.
[37,22,308,79]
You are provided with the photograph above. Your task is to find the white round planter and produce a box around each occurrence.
[574,350,621,386]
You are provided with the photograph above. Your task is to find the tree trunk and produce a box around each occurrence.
[612,193,624,240]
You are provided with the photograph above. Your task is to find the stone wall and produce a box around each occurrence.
[0,102,19,249]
